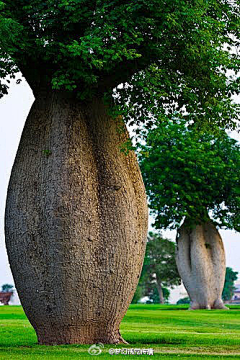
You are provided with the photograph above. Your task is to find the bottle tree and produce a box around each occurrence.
[1,0,239,343]
[139,122,240,310]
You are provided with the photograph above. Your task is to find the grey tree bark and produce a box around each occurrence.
[175,220,227,310]
[5,91,148,344]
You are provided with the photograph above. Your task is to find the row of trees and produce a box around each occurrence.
[1,0,240,344]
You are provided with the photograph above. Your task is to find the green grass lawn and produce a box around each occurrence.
[0,304,240,359]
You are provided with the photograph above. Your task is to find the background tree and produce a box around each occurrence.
[1,0,240,344]
[131,284,144,304]
[222,267,239,302]
[1,284,13,293]
[139,122,240,309]
[177,297,190,305]
[145,284,170,304]
[0,284,14,305]
[146,283,170,304]
[133,232,181,304]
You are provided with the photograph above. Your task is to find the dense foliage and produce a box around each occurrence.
[222,267,238,301]
[0,0,239,128]
[139,121,240,230]
[132,232,181,303]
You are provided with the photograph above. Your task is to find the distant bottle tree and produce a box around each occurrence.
[139,122,240,309]
[222,267,239,302]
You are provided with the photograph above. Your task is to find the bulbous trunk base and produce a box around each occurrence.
[189,298,228,310]
[176,220,228,310]
[37,325,127,345]
[5,92,148,344]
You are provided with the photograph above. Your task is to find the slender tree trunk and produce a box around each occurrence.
[175,219,227,310]
[156,277,164,304]
[5,91,148,344]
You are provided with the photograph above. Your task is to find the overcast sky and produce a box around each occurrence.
[0,78,240,302]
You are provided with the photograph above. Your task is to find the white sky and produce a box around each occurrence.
[0,78,239,304]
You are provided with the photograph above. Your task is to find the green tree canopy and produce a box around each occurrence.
[139,121,240,230]
[222,267,238,301]
[0,0,239,127]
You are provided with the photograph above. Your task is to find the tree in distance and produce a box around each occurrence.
[0,284,14,305]
[145,287,170,304]
[222,267,239,302]
[1,0,240,344]
[139,121,240,310]
[177,297,190,305]
[1,284,14,293]
[133,232,181,304]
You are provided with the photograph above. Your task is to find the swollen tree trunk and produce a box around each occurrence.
[175,220,227,310]
[156,277,164,304]
[5,91,148,344]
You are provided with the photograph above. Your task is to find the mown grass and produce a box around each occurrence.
[0,304,240,359]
